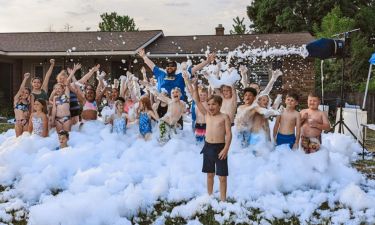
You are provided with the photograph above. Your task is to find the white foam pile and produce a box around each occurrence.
[0,120,374,225]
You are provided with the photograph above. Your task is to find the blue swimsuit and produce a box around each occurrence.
[112,114,126,135]
[139,112,152,136]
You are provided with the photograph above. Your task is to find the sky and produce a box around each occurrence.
[0,0,252,35]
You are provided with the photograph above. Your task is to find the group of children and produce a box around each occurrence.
[12,54,331,201]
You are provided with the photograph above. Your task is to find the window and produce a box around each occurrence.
[246,62,282,91]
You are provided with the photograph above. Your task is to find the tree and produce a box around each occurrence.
[313,6,374,93]
[230,17,248,34]
[99,12,138,32]
[246,0,371,34]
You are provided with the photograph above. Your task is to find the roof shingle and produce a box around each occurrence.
[0,30,163,53]
[146,32,314,55]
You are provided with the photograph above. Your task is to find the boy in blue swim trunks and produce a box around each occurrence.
[191,77,232,201]
[273,92,301,149]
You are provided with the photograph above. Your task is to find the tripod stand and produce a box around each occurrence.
[332,31,364,147]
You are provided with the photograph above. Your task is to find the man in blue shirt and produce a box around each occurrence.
[138,48,215,100]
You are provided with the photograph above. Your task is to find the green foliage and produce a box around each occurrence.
[247,0,371,34]
[0,124,13,134]
[314,6,375,93]
[230,17,248,34]
[313,6,355,37]
[99,12,138,32]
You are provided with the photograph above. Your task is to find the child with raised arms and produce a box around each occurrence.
[153,87,186,144]
[14,73,33,137]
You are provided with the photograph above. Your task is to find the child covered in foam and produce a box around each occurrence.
[235,69,283,147]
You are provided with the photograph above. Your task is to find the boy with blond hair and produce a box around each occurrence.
[300,93,330,153]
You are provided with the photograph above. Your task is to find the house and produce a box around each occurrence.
[0,25,314,108]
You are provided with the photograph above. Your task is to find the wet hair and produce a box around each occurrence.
[207,95,223,106]
[199,87,208,94]
[116,97,125,103]
[171,87,181,93]
[287,92,299,102]
[249,82,260,88]
[31,77,43,83]
[308,93,320,99]
[54,83,64,89]
[114,100,124,112]
[34,98,48,114]
[85,84,95,91]
[24,87,31,94]
[58,130,69,139]
[140,96,152,111]
[56,70,68,79]
[220,85,232,90]
[243,87,257,97]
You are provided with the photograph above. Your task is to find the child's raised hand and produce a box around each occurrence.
[207,53,216,63]
[74,63,82,71]
[50,59,55,65]
[271,69,283,79]
[67,67,73,75]
[182,71,189,80]
[24,73,30,79]
[92,64,100,72]
[239,65,248,74]
[138,49,146,58]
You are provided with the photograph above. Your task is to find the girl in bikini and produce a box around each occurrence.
[51,83,71,132]
[28,99,49,137]
[14,73,33,137]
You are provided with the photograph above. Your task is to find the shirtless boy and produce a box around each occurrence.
[273,92,301,149]
[154,87,186,143]
[193,80,232,201]
[220,85,237,125]
[300,93,330,153]
[236,87,257,147]
[183,72,209,143]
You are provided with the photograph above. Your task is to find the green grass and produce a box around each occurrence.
[129,200,366,225]
[0,123,13,134]
[352,159,375,179]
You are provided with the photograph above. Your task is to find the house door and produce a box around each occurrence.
[0,63,13,108]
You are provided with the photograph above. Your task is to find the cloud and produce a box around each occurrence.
[0,0,249,35]
[164,2,190,7]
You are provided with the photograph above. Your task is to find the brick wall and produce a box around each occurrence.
[277,56,315,104]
